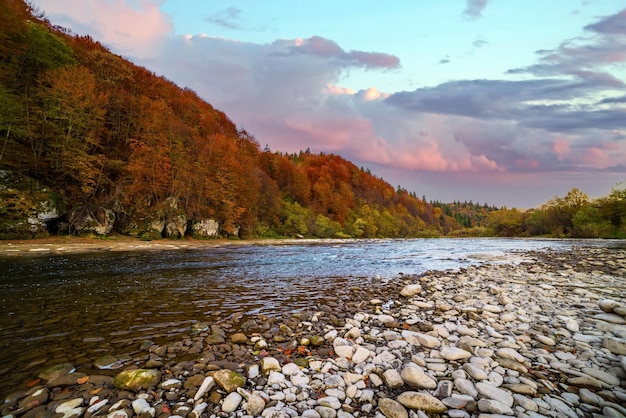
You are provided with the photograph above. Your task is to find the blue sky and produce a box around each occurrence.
[38,0,626,207]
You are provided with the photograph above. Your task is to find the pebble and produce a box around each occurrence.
[3,246,626,418]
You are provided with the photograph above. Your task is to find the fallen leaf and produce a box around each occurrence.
[77,376,90,384]
[26,378,41,388]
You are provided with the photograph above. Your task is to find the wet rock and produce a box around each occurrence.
[38,363,75,381]
[113,369,161,391]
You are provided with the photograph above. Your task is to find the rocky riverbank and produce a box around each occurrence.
[2,246,626,418]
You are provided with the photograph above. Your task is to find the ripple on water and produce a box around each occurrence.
[0,238,598,395]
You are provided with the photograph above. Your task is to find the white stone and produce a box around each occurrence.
[261,357,282,373]
[352,346,371,364]
[188,402,207,418]
[401,365,437,389]
[400,284,422,297]
[482,304,502,313]
[581,367,620,386]
[599,299,622,313]
[496,347,526,363]
[535,334,556,346]
[131,399,154,417]
[194,376,216,400]
[282,362,301,376]
[221,392,242,413]
[440,346,472,361]
[475,382,514,407]
[378,314,396,323]
[318,396,341,409]
[477,398,513,415]
[383,369,404,388]
[454,378,478,399]
[463,363,488,380]
[268,371,286,385]
[402,330,441,348]
[291,372,310,387]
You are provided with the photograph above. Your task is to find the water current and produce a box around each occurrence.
[0,238,602,395]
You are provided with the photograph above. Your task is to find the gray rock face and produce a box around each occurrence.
[191,219,220,237]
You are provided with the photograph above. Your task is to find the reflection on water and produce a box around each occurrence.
[0,238,599,395]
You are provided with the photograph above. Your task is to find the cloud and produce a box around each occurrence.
[584,8,626,34]
[204,7,244,30]
[472,39,488,48]
[509,8,626,85]
[37,1,626,206]
[36,0,172,58]
[463,0,488,19]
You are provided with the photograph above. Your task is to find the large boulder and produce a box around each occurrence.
[165,214,187,238]
[70,207,115,235]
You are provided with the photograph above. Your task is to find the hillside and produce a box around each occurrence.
[0,0,460,240]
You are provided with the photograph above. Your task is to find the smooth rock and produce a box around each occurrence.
[599,299,622,313]
[352,346,371,363]
[454,378,478,398]
[221,392,242,413]
[131,399,154,417]
[475,382,514,407]
[194,376,216,400]
[463,363,488,380]
[378,398,408,418]
[396,391,447,414]
[581,366,620,386]
[594,313,626,324]
[495,348,525,363]
[400,284,422,297]
[261,357,281,373]
[440,346,472,361]
[383,369,404,388]
[401,365,437,389]
[477,398,513,415]
[113,369,161,391]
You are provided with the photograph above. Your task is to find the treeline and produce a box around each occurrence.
[483,187,626,239]
[2,2,624,241]
[0,1,456,239]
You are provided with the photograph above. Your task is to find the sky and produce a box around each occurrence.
[36,0,626,208]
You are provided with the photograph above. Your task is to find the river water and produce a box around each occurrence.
[0,238,605,395]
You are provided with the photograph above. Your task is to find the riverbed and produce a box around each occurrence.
[0,238,624,412]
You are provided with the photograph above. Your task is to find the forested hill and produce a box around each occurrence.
[0,0,465,239]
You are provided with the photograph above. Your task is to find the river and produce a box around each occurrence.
[0,237,609,395]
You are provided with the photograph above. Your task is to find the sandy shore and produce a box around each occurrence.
[0,236,336,256]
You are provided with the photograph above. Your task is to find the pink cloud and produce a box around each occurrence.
[552,138,570,160]
[36,3,626,208]
[37,0,172,58]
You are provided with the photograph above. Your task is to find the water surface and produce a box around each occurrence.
[0,238,594,394]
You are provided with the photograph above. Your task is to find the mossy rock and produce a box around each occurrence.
[309,335,325,346]
[38,363,75,380]
[213,369,246,393]
[113,369,161,391]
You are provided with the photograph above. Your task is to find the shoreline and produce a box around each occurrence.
[1,235,619,258]
[2,246,626,418]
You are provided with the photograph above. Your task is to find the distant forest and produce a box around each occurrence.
[1,1,625,240]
